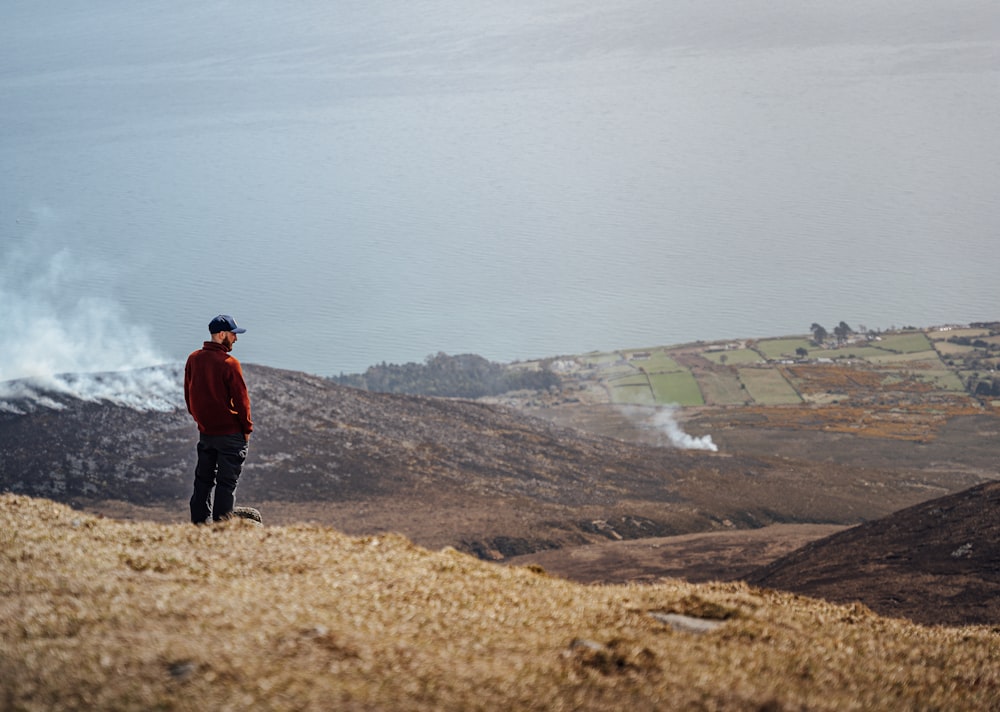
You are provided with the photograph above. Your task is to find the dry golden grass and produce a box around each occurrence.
[3,494,999,711]
[781,364,889,394]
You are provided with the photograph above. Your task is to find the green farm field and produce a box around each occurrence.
[703,349,763,365]
[873,332,933,354]
[737,368,802,405]
[648,371,704,406]
[754,338,813,360]
[608,382,654,406]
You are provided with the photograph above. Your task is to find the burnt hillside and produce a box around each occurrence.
[746,480,1000,626]
[0,364,983,557]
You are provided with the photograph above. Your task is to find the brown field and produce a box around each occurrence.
[708,401,984,441]
[696,369,747,405]
[4,495,1000,712]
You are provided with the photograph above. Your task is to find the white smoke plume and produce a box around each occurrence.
[0,366,183,415]
[0,207,182,413]
[620,405,719,452]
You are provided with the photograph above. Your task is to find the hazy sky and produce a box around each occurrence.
[2,1,998,379]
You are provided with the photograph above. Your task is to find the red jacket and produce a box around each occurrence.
[184,342,253,436]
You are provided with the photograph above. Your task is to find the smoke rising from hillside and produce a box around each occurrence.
[0,366,183,414]
[0,209,180,412]
[622,405,719,452]
[650,407,718,451]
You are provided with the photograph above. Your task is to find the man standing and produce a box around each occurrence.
[184,314,253,524]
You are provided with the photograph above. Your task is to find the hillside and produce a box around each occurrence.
[504,523,847,585]
[0,364,983,561]
[745,480,1000,627]
[3,325,999,634]
[506,478,1000,627]
[3,494,999,711]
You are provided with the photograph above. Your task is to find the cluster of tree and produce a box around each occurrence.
[948,336,999,350]
[330,352,561,398]
[810,321,857,346]
[972,378,1000,398]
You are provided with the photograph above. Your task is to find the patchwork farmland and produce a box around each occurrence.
[509,323,999,442]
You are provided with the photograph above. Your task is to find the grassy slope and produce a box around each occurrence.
[3,495,999,711]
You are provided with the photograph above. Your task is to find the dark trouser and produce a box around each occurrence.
[190,433,249,524]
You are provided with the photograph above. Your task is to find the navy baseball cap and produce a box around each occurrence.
[208,314,246,334]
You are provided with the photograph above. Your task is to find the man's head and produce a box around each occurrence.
[208,314,246,351]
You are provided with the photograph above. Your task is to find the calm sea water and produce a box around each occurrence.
[2,1,998,380]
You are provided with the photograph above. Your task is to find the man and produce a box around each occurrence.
[184,314,253,524]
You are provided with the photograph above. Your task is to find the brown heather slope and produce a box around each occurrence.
[3,494,1000,712]
[507,478,1000,628]
[1,364,981,561]
[745,480,1000,627]
[504,523,848,584]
